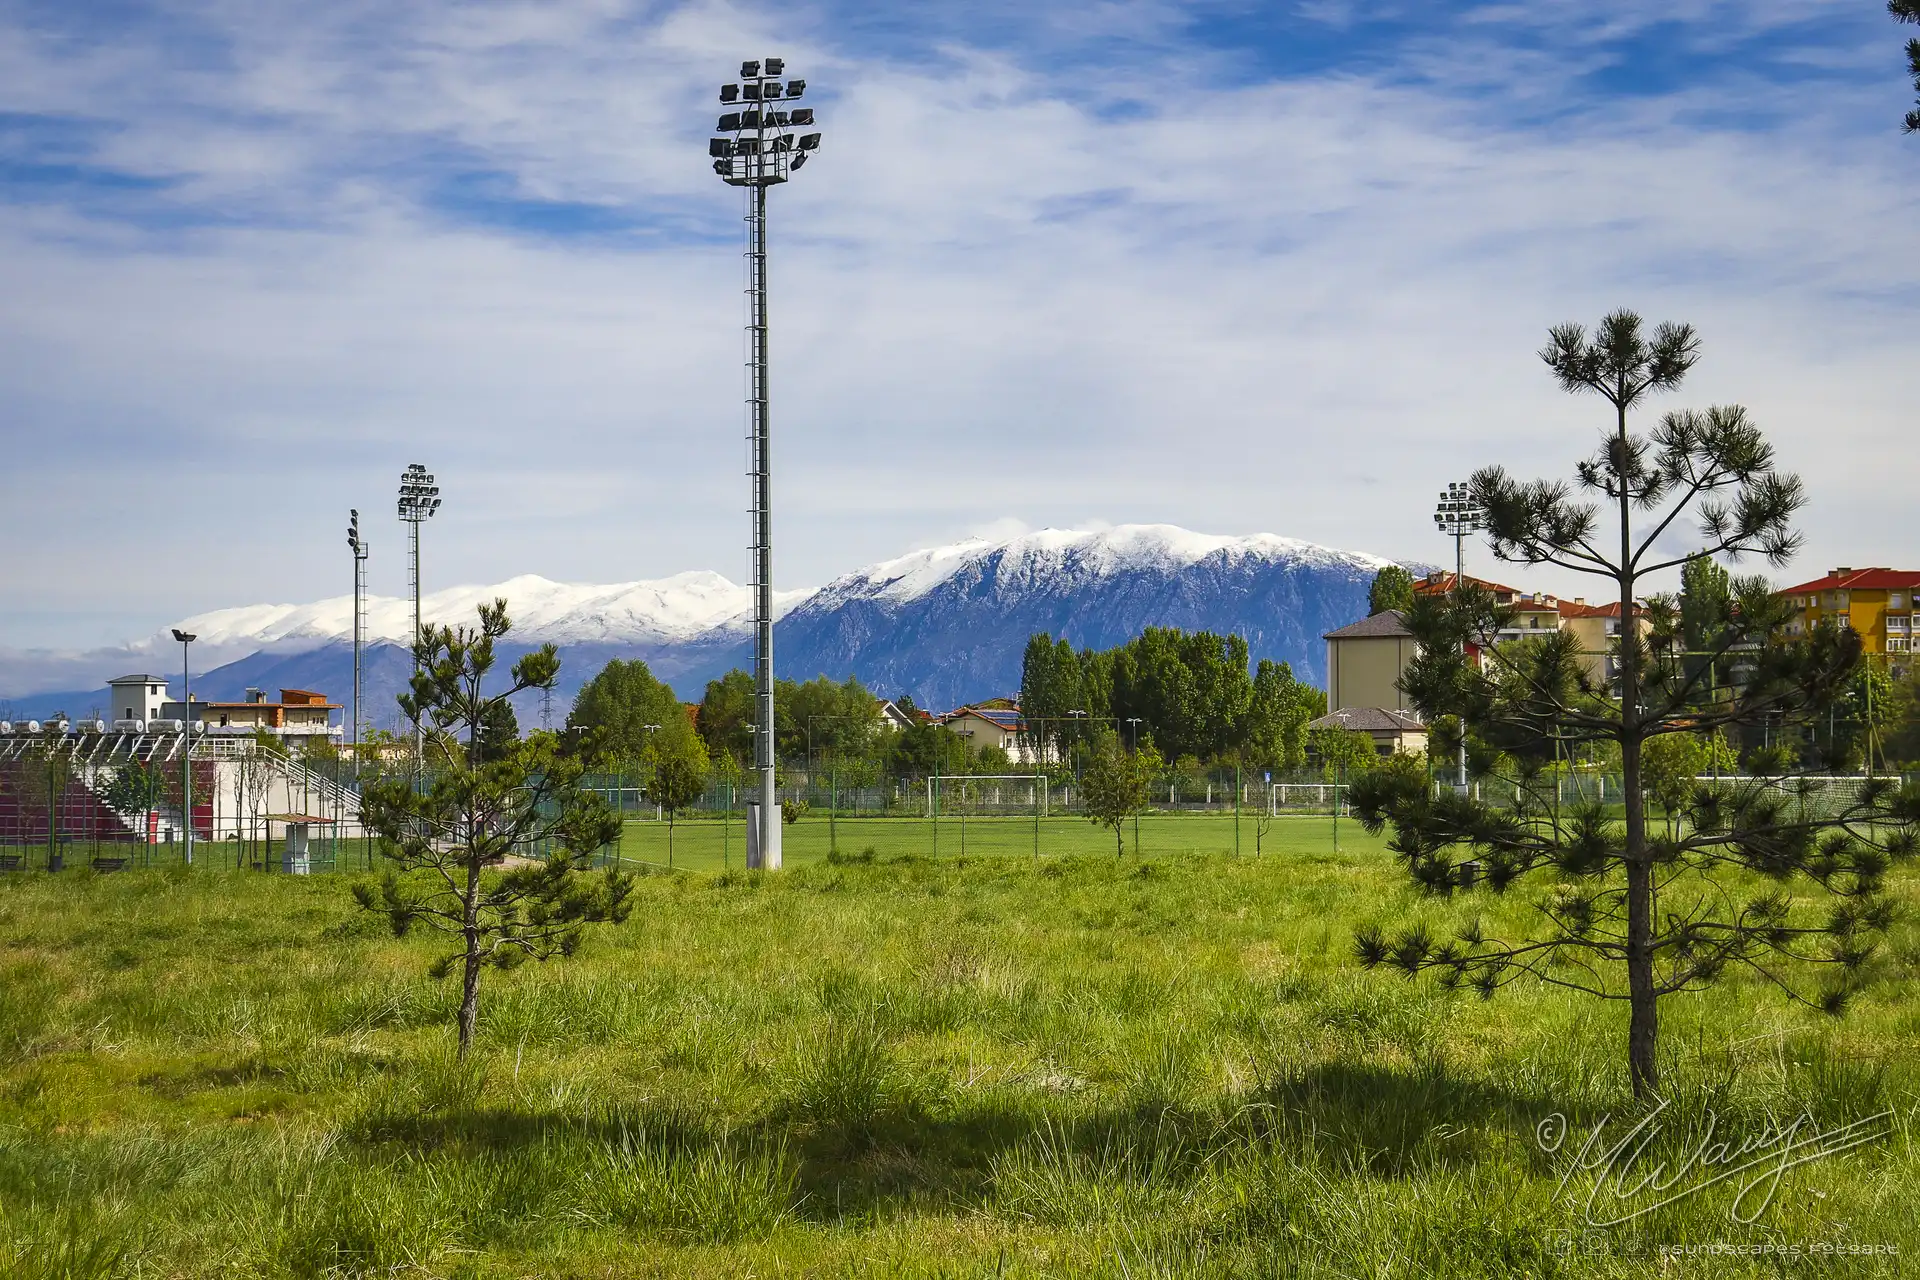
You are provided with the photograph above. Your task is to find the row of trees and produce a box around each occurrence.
[1019,629,1325,771]
[565,659,1031,786]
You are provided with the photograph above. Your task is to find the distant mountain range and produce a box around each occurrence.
[0,525,1409,723]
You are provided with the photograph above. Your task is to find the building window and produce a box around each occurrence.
[1892,593,1905,609]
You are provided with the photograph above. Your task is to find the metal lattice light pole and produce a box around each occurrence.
[709,57,821,870]
[1434,480,1486,789]
[171,628,196,864]
[397,465,442,762]
[346,510,369,760]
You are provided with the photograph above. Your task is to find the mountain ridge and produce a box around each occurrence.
[0,524,1413,718]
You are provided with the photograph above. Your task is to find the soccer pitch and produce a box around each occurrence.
[610,811,1386,871]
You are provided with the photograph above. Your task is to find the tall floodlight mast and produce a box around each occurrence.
[709,57,821,870]
[397,465,442,761]
[1434,481,1486,790]
[346,510,370,757]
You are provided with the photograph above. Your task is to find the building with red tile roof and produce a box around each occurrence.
[1776,568,1920,670]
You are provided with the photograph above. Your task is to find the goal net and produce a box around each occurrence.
[1692,774,1879,821]
[1268,783,1347,815]
[927,775,1050,818]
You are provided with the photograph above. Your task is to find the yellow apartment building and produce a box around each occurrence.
[1777,568,1920,674]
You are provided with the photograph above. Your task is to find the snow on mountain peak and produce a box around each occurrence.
[162,571,810,652]
[146,524,1395,653]
[0,522,1413,706]
[817,523,1398,605]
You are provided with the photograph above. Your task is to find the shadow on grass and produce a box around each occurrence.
[1252,1058,1561,1176]
[338,1054,1569,1224]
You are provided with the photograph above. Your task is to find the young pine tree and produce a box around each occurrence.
[358,600,631,1060]
[1351,311,1920,1098]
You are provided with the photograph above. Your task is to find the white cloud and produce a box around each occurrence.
[0,0,1914,653]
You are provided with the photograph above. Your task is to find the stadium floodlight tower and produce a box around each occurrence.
[346,510,370,759]
[1434,480,1486,790]
[709,57,821,870]
[397,465,442,761]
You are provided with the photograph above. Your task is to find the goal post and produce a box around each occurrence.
[1268,782,1346,816]
[927,774,1049,818]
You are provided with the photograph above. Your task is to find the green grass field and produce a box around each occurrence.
[609,811,1352,870]
[1,823,1915,1277]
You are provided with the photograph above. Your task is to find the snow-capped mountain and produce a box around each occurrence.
[771,525,1397,707]
[0,524,1408,719]
[151,571,812,652]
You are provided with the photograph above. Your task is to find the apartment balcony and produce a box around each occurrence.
[201,723,342,738]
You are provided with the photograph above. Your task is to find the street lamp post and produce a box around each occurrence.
[1434,480,1486,791]
[709,57,821,871]
[1067,710,1089,800]
[643,724,662,823]
[171,628,196,865]
[397,465,442,763]
[1332,708,1351,852]
[1124,716,1143,856]
[807,715,854,857]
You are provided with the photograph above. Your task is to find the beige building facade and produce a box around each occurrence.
[1324,611,1421,715]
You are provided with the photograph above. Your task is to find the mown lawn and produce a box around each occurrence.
[0,825,1915,1278]
[610,812,1353,870]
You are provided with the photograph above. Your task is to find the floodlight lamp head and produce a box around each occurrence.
[708,59,818,186]
[172,629,196,644]
[398,464,442,521]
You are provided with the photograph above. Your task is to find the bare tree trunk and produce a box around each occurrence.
[1622,738,1658,1099]
[458,857,482,1061]
[1616,398,1659,1100]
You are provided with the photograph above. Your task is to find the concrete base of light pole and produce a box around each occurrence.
[746,791,782,870]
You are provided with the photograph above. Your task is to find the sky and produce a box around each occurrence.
[0,0,1915,655]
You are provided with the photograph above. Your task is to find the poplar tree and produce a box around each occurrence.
[1351,312,1920,1098]
[1369,565,1416,616]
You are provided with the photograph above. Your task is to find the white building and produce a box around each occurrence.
[106,674,171,725]
[938,704,1044,764]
